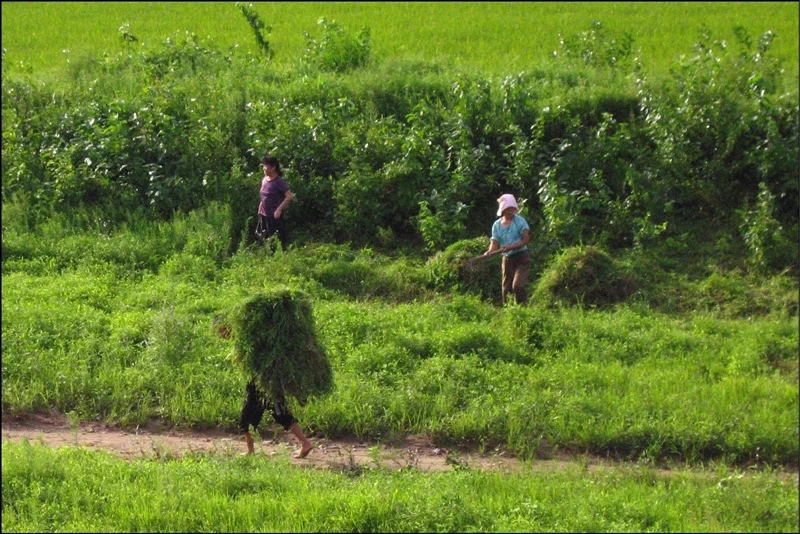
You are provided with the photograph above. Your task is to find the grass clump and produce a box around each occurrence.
[228,288,333,405]
[535,246,638,307]
[426,237,500,303]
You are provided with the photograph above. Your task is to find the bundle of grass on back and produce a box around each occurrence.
[229,288,333,405]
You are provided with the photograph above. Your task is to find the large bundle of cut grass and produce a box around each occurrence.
[229,288,333,405]
[534,246,638,307]
[426,237,502,303]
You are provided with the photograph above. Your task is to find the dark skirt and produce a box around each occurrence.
[239,380,296,433]
[256,215,287,250]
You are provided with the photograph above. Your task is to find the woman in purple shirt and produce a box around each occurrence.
[256,154,294,250]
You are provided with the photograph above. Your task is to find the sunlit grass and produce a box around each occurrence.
[3,210,797,465]
[2,2,797,84]
[2,440,797,532]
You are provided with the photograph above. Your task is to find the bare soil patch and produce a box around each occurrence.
[3,412,797,483]
[1,412,529,472]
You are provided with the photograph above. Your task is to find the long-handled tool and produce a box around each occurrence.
[464,248,503,271]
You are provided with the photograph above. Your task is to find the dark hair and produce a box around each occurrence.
[261,154,281,173]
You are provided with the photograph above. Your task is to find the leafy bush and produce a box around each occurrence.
[300,18,372,74]
[635,25,798,225]
[554,20,635,71]
[738,182,798,275]
[416,194,469,252]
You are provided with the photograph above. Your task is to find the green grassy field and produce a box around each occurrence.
[2,205,798,465]
[3,440,798,532]
[2,2,798,82]
[2,2,798,532]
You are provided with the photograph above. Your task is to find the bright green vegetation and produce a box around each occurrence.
[3,440,798,533]
[3,13,797,265]
[2,2,798,84]
[3,205,798,467]
[2,3,798,532]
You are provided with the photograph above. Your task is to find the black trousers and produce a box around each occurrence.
[239,381,296,433]
[256,215,287,250]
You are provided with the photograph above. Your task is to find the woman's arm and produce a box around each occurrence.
[274,190,295,219]
[484,239,501,256]
[501,229,530,254]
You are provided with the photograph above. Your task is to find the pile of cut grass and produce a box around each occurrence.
[535,246,638,307]
[229,288,333,405]
[426,237,501,303]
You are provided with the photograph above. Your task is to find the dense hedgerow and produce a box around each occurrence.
[2,20,797,275]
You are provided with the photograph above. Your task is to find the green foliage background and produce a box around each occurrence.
[3,11,798,274]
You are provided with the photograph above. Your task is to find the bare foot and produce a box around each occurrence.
[294,442,314,459]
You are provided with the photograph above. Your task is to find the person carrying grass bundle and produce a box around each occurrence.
[256,154,294,251]
[214,317,314,458]
[214,288,333,458]
[482,194,531,305]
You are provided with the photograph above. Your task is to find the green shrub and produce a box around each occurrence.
[738,182,799,275]
[300,18,372,74]
[416,196,469,252]
[635,25,797,227]
[535,246,638,307]
[554,20,635,71]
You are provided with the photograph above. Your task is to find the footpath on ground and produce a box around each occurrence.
[3,412,798,483]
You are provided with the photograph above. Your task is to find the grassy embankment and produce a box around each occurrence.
[3,204,797,466]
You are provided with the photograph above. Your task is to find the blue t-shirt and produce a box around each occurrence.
[491,215,530,256]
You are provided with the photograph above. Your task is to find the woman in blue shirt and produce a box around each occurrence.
[482,194,531,304]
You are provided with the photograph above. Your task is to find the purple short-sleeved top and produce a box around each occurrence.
[258,175,289,217]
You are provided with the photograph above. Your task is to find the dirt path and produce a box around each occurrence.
[2,412,526,473]
[3,413,797,482]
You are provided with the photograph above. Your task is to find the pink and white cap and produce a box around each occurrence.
[496,194,519,216]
